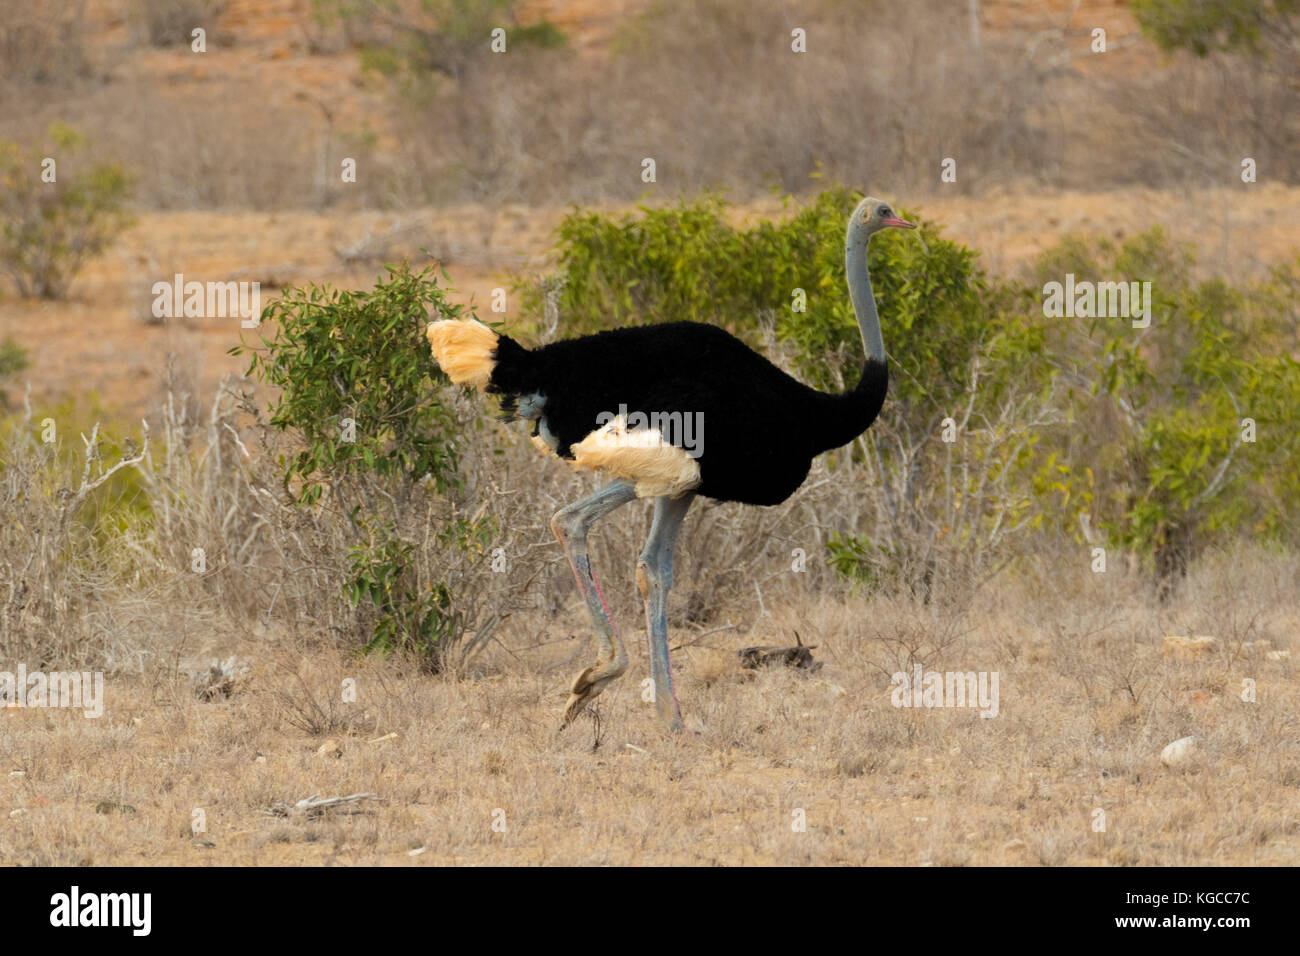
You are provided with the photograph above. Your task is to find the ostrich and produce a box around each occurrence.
[427,197,914,729]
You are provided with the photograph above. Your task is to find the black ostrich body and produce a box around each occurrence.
[488,321,888,505]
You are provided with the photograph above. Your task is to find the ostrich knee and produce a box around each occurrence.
[550,507,582,546]
[636,551,673,597]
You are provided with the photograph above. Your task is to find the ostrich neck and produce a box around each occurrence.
[846,239,885,363]
[806,234,889,455]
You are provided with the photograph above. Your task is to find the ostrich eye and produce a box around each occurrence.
[878,206,891,218]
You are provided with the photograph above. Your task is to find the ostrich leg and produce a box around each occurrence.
[637,493,695,729]
[553,480,639,727]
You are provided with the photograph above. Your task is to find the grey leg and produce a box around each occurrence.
[636,493,695,729]
[553,480,639,727]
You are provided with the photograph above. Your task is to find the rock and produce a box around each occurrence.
[1266,650,1291,661]
[1162,635,1218,660]
[1160,735,1199,767]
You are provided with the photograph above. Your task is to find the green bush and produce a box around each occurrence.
[235,262,462,507]
[0,338,29,411]
[523,190,1300,596]
[1132,0,1299,56]
[525,189,1055,594]
[1019,229,1300,588]
[0,124,134,300]
[233,262,474,666]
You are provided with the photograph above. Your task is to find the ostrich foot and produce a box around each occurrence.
[560,662,622,728]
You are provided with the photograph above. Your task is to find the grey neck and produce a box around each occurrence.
[845,236,885,364]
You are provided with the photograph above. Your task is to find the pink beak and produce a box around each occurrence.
[882,216,916,229]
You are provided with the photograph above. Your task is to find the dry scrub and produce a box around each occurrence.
[0,365,1297,864]
[3,1,1295,210]
[1,548,1295,865]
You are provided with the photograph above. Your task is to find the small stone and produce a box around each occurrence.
[1160,735,1199,767]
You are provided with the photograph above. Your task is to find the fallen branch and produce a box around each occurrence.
[738,632,821,672]
[263,793,378,818]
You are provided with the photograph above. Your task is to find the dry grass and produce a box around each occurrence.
[3,355,1295,865]
[2,530,1297,865]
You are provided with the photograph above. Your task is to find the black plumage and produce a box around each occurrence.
[486,320,887,506]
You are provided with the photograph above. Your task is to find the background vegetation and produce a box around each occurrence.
[1,0,1295,208]
[0,0,1295,678]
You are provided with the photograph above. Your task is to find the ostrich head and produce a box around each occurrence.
[847,196,915,246]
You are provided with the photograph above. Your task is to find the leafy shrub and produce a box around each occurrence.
[1132,0,1299,57]
[233,262,493,667]
[0,124,134,299]
[523,191,1300,597]
[0,337,29,410]
[237,261,461,507]
[524,189,1055,595]
[1018,229,1300,591]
